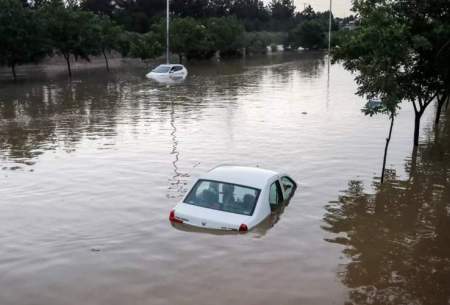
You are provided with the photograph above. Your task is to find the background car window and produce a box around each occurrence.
[281,176,296,199]
[269,181,283,205]
[171,66,183,72]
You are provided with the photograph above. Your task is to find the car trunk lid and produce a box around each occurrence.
[173,203,251,231]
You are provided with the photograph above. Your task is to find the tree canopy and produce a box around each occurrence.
[0,0,49,79]
[333,0,450,146]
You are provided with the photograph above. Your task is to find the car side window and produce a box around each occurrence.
[172,66,182,72]
[281,176,296,199]
[269,181,283,206]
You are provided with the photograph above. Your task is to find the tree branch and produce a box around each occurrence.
[424,91,439,107]
[412,99,418,113]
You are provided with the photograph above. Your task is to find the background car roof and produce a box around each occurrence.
[156,64,183,67]
[201,166,278,189]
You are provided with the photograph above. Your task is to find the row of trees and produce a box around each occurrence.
[333,0,450,182]
[1,0,342,80]
[0,0,248,79]
[80,0,296,33]
[0,0,123,78]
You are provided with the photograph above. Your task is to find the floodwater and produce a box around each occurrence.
[0,52,448,305]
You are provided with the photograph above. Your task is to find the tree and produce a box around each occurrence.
[96,16,123,71]
[128,32,163,61]
[289,20,326,50]
[41,0,101,77]
[206,17,244,55]
[334,0,450,147]
[242,32,271,54]
[80,0,114,16]
[362,98,400,183]
[172,0,210,18]
[269,0,294,20]
[0,0,49,80]
[169,17,210,62]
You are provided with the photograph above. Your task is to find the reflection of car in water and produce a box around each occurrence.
[169,166,297,232]
[146,64,188,83]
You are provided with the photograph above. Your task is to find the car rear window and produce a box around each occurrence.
[183,179,260,216]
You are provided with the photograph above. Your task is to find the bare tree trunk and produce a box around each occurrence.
[409,146,418,181]
[11,63,17,81]
[435,94,447,126]
[413,111,422,147]
[412,95,436,147]
[102,49,110,72]
[381,114,395,184]
[178,54,182,64]
[446,96,449,111]
[64,53,72,78]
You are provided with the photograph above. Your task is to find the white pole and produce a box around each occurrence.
[328,0,332,54]
[166,0,170,64]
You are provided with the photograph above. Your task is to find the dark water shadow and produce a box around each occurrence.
[322,113,450,305]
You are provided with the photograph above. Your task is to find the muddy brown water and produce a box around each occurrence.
[0,53,448,305]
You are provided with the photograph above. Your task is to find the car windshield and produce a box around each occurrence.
[152,65,171,73]
[184,180,260,216]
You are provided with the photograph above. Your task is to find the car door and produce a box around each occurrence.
[172,66,183,76]
[269,180,284,210]
[280,176,296,201]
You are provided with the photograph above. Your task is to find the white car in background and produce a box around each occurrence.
[169,166,297,232]
[146,64,188,82]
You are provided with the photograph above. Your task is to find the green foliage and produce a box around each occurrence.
[41,0,101,61]
[289,20,326,50]
[333,5,413,112]
[0,0,49,79]
[330,29,352,48]
[269,0,295,20]
[333,0,450,145]
[129,32,164,61]
[169,17,210,59]
[96,16,123,54]
[206,17,244,53]
[79,0,295,33]
[0,0,349,79]
[242,31,287,54]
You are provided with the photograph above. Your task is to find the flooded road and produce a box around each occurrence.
[0,53,447,305]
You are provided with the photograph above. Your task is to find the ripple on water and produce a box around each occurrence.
[0,53,441,305]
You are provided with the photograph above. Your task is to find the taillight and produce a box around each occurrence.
[239,224,248,232]
[169,210,183,223]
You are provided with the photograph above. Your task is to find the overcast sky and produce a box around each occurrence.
[297,0,352,16]
[267,0,353,17]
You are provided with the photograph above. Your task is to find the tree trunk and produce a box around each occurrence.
[413,111,422,147]
[409,146,418,180]
[381,114,395,184]
[178,54,182,64]
[102,49,110,72]
[11,63,17,81]
[446,96,449,111]
[64,53,72,78]
[435,94,447,126]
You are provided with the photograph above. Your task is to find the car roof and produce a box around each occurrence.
[156,64,183,68]
[200,166,279,189]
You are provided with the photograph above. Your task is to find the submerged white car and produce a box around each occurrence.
[169,166,297,232]
[146,64,188,82]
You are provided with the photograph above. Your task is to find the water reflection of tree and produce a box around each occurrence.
[0,76,124,165]
[323,115,450,305]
